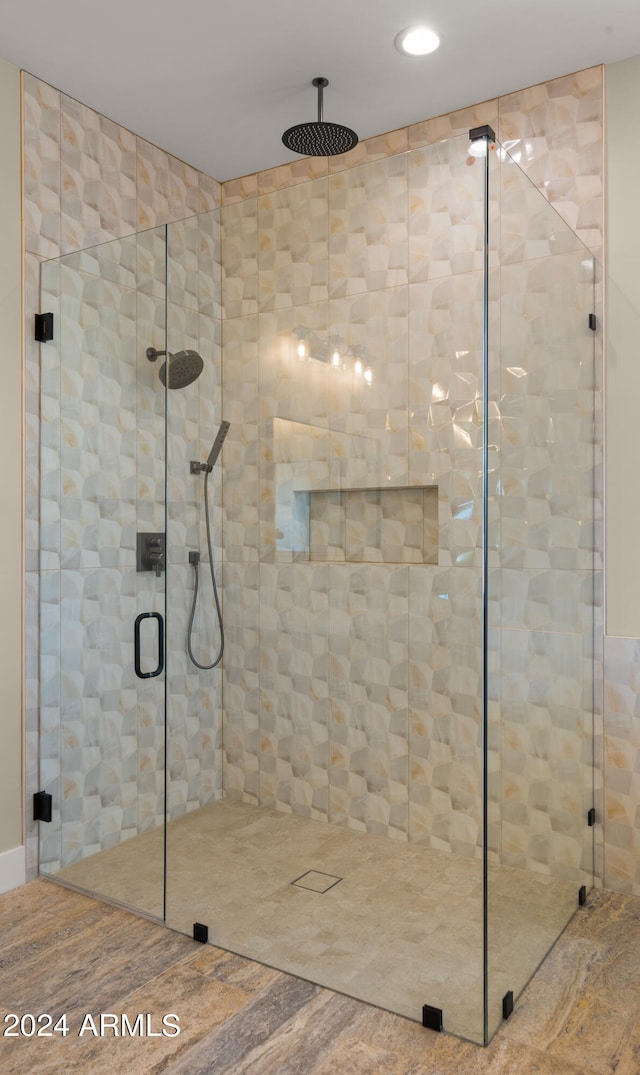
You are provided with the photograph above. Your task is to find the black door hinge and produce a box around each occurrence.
[33,790,52,822]
[34,312,54,342]
[422,1004,443,1032]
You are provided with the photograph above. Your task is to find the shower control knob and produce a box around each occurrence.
[147,538,164,577]
[136,532,166,577]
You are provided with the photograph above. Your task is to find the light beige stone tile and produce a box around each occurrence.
[136,136,199,230]
[23,74,62,259]
[222,171,259,204]
[408,100,499,150]
[329,155,408,298]
[60,95,137,252]
[221,197,258,319]
[329,127,408,173]
[258,178,329,311]
[257,155,329,195]
[498,65,603,253]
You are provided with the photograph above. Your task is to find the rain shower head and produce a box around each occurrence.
[282,77,358,157]
[146,347,204,389]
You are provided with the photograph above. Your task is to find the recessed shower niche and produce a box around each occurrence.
[38,129,598,1045]
[273,417,439,562]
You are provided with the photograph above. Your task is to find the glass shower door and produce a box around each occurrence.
[485,141,597,1040]
[38,227,170,919]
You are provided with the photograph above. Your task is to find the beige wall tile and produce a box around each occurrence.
[24,62,606,879]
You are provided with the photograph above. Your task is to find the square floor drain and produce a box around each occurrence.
[291,869,342,894]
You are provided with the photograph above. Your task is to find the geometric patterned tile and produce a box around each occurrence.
[28,64,605,898]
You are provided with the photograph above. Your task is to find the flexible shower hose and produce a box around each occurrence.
[187,468,224,669]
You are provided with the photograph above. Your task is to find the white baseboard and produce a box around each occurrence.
[0,845,25,893]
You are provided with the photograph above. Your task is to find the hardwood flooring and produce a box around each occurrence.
[0,878,639,1073]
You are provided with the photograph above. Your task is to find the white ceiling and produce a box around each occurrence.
[1,0,640,181]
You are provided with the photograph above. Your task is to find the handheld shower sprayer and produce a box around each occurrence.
[207,419,230,469]
[190,421,230,475]
[187,421,230,669]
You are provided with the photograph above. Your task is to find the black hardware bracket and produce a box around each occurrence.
[469,124,496,143]
[578,885,587,906]
[33,790,52,823]
[34,312,54,343]
[502,990,514,1021]
[422,1004,443,1032]
[587,807,596,827]
[193,922,209,944]
[588,313,597,331]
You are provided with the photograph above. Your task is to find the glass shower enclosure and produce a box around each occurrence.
[38,129,598,1045]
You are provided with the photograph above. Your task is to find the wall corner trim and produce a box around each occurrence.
[0,845,26,894]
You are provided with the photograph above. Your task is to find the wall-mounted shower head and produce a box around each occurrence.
[146,346,204,389]
[282,77,358,157]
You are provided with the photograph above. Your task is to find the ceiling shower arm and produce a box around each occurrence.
[313,76,328,122]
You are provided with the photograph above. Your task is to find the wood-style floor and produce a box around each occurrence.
[0,879,639,1074]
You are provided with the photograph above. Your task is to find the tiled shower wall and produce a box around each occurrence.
[218,109,600,883]
[219,143,488,849]
[37,222,223,876]
[24,64,618,885]
[219,67,609,884]
[23,74,223,875]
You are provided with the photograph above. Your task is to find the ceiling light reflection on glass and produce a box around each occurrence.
[292,331,374,385]
[395,25,440,56]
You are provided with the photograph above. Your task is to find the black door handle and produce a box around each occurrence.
[134,612,165,679]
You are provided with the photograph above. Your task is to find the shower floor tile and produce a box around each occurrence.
[53,799,579,1043]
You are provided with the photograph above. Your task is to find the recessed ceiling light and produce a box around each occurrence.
[394,25,440,56]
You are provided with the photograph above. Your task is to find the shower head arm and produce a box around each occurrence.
[313,77,329,122]
[146,347,168,363]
